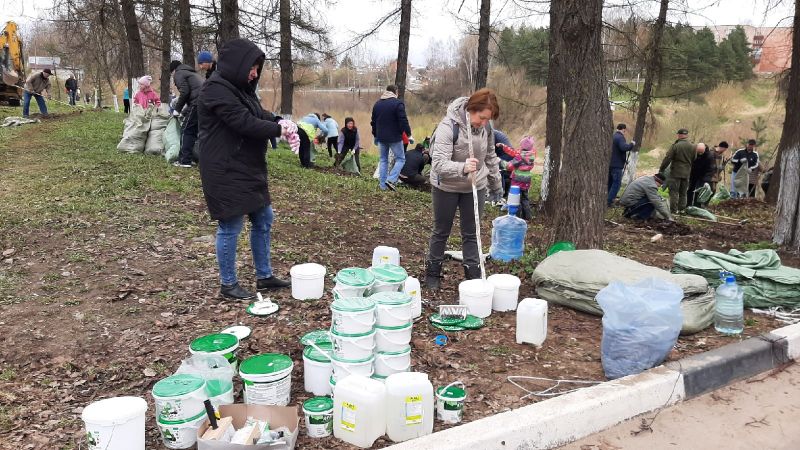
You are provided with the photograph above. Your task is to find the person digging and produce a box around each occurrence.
[619,172,673,221]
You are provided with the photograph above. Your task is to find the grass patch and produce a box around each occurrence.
[742,241,778,251]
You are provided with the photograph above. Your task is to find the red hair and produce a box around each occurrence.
[466,88,500,119]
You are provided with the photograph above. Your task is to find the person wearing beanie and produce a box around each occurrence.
[22,69,52,118]
[620,172,672,221]
[659,128,696,213]
[197,51,216,79]
[497,136,536,220]
[132,75,161,108]
[170,58,205,167]
[336,117,362,170]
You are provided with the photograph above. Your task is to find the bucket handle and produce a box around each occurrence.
[307,338,333,360]
[335,311,375,327]
[329,327,376,352]
[377,353,411,371]
[337,365,374,378]
[437,381,466,399]
[378,328,411,346]
[381,305,413,321]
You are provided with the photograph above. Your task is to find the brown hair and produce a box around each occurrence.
[465,88,500,119]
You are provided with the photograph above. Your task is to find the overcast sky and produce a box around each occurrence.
[2,0,795,65]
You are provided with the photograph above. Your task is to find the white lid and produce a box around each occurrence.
[290,263,326,279]
[81,396,148,426]
[487,274,521,289]
[458,279,494,295]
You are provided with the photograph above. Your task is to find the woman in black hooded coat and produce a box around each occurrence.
[198,38,292,300]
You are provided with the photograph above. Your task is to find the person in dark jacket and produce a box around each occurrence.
[371,85,412,191]
[65,75,78,106]
[493,129,513,198]
[608,123,635,207]
[170,55,206,168]
[197,38,292,300]
[687,143,715,207]
[659,128,696,213]
[399,144,431,187]
[336,117,362,170]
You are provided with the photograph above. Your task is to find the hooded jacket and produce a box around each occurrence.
[429,97,502,194]
[370,91,412,143]
[172,64,204,112]
[197,38,283,221]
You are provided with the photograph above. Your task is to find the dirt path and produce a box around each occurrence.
[564,363,800,450]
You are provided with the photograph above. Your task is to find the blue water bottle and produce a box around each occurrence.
[489,186,528,262]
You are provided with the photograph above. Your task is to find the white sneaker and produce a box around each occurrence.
[172,161,192,168]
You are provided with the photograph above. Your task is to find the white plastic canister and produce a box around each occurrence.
[403,276,422,318]
[290,263,327,300]
[372,246,401,267]
[458,279,495,318]
[516,298,548,346]
[333,375,387,448]
[384,372,434,443]
[487,274,521,312]
[82,396,148,450]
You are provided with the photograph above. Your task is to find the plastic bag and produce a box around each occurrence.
[175,354,235,408]
[709,185,731,205]
[596,278,683,379]
[341,152,360,175]
[163,117,181,162]
[684,206,717,221]
[144,105,171,155]
[117,105,150,153]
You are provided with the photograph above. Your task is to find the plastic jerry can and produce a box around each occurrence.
[403,276,422,318]
[333,375,386,448]
[372,246,400,267]
[516,298,548,345]
[385,372,434,442]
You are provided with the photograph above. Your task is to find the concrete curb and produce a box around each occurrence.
[388,323,800,450]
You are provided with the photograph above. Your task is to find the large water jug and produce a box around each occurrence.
[715,274,744,335]
[384,372,434,442]
[333,375,386,448]
[516,298,548,345]
[372,246,400,267]
[489,214,527,262]
[403,276,422,318]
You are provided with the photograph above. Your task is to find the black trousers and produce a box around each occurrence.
[427,186,486,268]
[298,127,312,168]
[326,136,338,157]
[178,106,198,164]
[123,99,130,114]
[340,147,361,171]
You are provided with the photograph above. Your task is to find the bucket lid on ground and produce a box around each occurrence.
[303,342,334,363]
[377,345,411,356]
[239,353,293,376]
[189,333,239,354]
[375,321,412,331]
[290,263,327,279]
[436,385,466,400]
[369,264,408,283]
[152,374,206,399]
[487,273,521,289]
[300,329,332,346]
[81,396,148,427]
[370,291,412,306]
[334,267,375,287]
[331,353,375,364]
[303,396,334,413]
[331,297,376,313]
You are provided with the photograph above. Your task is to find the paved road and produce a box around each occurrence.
[564,363,800,450]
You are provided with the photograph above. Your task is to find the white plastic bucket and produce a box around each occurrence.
[330,297,376,334]
[329,376,337,398]
[303,343,333,396]
[82,396,148,450]
[156,412,206,449]
[372,280,405,293]
[208,387,234,410]
[189,333,239,370]
[373,292,414,327]
[331,353,375,381]
[435,382,467,424]
[333,282,371,298]
[487,274,521,312]
[375,322,412,353]
[151,374,207,423]
[334,267,375,297]
[239,353,294,406]
[330,328,376,360]
[369,264,408,293]
[458,279,495,318]
[303,397,334,438]
[290,263,326,300]
[404,276,423,318]
[374,347,411,377]
[372,246,400,267]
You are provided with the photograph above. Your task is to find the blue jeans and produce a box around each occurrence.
[623,196,655,220]
[23,91,48,117]
[378,141,405,188]
[216,205,274,286]
[607,167,623,206]
[68,90,76,106]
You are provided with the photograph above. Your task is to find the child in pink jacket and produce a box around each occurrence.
[132,75,161,108]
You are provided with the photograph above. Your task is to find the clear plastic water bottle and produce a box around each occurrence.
[489,191,528,263]
[714,274,744,335]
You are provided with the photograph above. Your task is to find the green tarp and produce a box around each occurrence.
[672,249,800,308]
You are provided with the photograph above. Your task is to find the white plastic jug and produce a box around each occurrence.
[516,298,548,345]
[458,279,494,318]
[487,274,521,312]
[333,375,387,448]
[372,246,400,267]
[403,276,422,318]
[384,372,434,442]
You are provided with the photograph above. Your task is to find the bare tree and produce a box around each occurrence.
[773,0,800,251]
[395,0,412,99]
[475,0,491,89]
[160,0,174,102]
[631,0,668,154]
[219,0,240,45]
[178,0,195,65]
[120,0,145,82]
[279,0,293,116]
[543,0,563,216]
[550,0,613,248]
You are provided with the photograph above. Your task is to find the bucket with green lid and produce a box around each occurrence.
[375,321,412,352]
[370,291,414,327]
[374,346,411,377]
[330,353,374,382]
[156,411,206,449]
[435,381,467,424]
[330,327,376,360]
[239,353,294,406]
[303,396,334,438]
[330,297,376,334]
[303,342,333,396]
[369,264,408,293]
[151,374,207,423]
[334,267,375,297]
[371,373,388,383]
[189,333,240,370]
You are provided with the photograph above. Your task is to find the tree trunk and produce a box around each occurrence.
[120,0,145,79]
[543,0,563,216]
[772,0,800,251]
[219,0,240,45]
[178,0,195,65]
[160,0,174,103]
[474,0,491,90]
[279,0,293,117]
[767,152,782,204]
[550,0,613,248]
[395,0,412,100]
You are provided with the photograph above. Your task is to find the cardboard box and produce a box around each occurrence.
[197,404,299,450]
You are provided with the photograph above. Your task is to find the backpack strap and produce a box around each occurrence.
[452,120,459,145]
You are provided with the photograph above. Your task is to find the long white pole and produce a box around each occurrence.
[466,111,486,280]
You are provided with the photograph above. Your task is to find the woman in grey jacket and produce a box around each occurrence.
[425,88,503,290]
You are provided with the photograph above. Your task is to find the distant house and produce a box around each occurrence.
[698,25,792,74]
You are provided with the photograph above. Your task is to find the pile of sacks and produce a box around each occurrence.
[117,104,173,155]
[532,249,715,334]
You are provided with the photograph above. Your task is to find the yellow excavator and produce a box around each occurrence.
[1,21,25,106]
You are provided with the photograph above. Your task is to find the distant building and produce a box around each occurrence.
[698,25,792,74]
